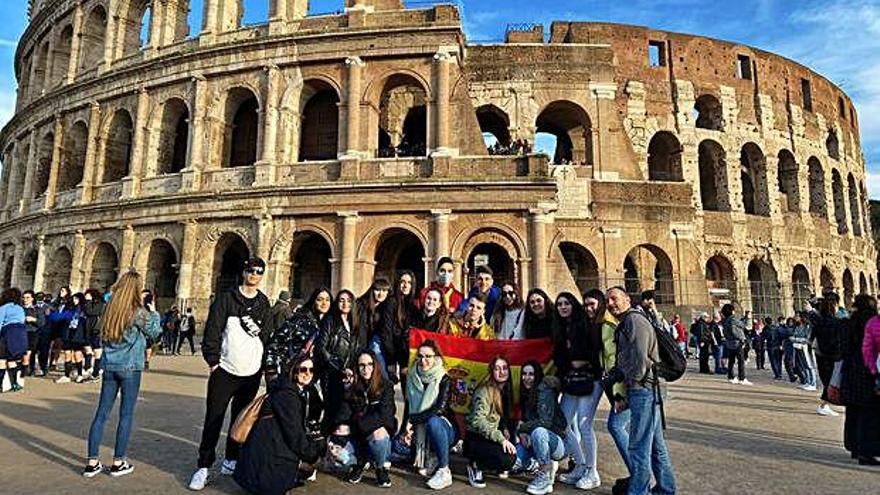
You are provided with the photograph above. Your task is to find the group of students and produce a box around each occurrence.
[163,255,676,495]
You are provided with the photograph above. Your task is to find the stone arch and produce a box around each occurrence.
[859,272,868,295]
[558,241,599,294]
[224,86,260,168]
[740,142,770,216]
[364,68,433,106]
[826,128,840,160]
[842,268,854,307]
[33,40,50,96]
[455,226,527,288]
[52,25,74,86]
[370,228,428,288]
[535,100,593,165]
[694,94,723,130]
[43,246,72,293]
[79,4,108,71]
[705,253,737,305]
[212,232,251,293]
[60,120,88,191]
[154,97,190,174]
[776,149,799,213]
[289,230,333,301]
[747,258,781,318]
[114,0,152,57]
[791,264,811,310]
[698,139,729,211]
[623,243,675,306]
[20,247,38,291]
[33,130,54,197]
[102,109,134,183]
[820,265,835,291]
[476,104,512,151]
[808,157,827,217]
[847,173,861,236]
[647,131,683,181]
[87,242,119,291]
[831,169,847,234]
[298,79,340,161]
[144,238,178,309]
[373,72,429,158]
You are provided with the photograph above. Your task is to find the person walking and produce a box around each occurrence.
[809,293,845,417]
[189,257,275,491]
[21,290,45,377]
[721,304,751,385]
[764,317,784,380]
[0,288,27,393]
[82,271,161,478]
[177,308,197,356]
[695,313,713,374]
[791,314,817,391]
[843,295,880,465]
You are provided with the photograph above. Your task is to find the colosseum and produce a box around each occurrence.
[0,0,876,320]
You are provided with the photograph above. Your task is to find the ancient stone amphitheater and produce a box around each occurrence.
[0,0,876,319]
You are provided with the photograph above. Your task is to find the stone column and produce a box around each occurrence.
[432,51,455,155]
[3,140,20,215]
[19,131,38,213]
[431,209,451,262]
[337,211,359,290]
[269,0,308,33]
[255,212,275,293]
[70,230,87,290]
[123,88,150,198]
[255,65,280,186]
[529,209,553,291]
[100,13,115,72]
[119,225,136,271]
[80,101,101,204]
[43,116,64,210]
[182,75,207,191]
[176,220,199,302]
[32,235,47,292]
[10,242,26,288]
[343,57,364,157]
[590,82,617,172]
[67,1,84,84]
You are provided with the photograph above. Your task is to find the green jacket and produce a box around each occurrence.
[466,385,506,444]
[600,314,626,399]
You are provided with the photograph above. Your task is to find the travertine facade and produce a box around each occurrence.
[0,0,876,319]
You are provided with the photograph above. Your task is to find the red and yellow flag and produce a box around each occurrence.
[408,328,554,416]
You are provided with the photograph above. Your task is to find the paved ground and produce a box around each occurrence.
[0,354,875,495]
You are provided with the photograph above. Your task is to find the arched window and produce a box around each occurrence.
[694,94,723,130]
[807,157,827,217]
[79,6,108,71]
[748,259,781,319]
[224,88,260,168]
[299,81,340,161]
[102,110,134,183]
[60,121,88,191]
[377,74,428,158]
[740,143,770,216]
[826,129,840,160]
[34,132,54,197]
[647,131,682,181]
[52,25,74,86]
[156,98,189,174]
[698,139,729,211]
[559,242,599,294]
[831,169,847,234]
[476,105,512,153]
[535,101,592,165]
[848,173,861,236]
[776,149,799,213]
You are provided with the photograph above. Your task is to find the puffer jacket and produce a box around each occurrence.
[863,315,880,374]
[466,385,510,444]
[517,376,567,438]
[265,308,322,376]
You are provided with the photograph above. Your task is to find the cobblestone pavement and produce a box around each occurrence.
[0,355,876,495]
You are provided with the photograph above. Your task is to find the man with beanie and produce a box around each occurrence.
[189,257,275,491]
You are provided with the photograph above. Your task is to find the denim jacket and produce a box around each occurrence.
[102,308,161,372]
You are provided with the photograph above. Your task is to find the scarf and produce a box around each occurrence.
[406,358,446,468]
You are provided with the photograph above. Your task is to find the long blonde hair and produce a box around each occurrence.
[102,271,144,343]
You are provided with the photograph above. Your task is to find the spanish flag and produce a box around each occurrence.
[408,328,554,416]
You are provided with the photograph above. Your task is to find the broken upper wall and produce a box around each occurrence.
[555,22,860,152]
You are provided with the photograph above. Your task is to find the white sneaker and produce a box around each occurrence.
[220,458,237,475]
[729,378,741,384]
[575,468,601,490]
[527,470,554,495]
[559,464,586,485]
[802,385,817,391]
[75,374,85,383]
[55,376,71,384]
[817,404,840,416]
[188,468,209,491]
[426,466,453,490]
[740,379,753,386]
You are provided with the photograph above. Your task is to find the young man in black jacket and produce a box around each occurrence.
[189,257,275,491]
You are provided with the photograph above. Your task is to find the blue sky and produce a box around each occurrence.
[1,0,878,198]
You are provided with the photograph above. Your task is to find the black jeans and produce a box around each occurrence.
[816,356,835,402]
[698,343,712,373]
[726,344,745,381]
[754,347,765,370]
[177,331,195,354]
[197,367,262,468]
[464,431,516,472]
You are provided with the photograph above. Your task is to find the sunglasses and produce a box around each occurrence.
[503,290,516,296]
[245,268,265,275]
[297,366,314,374]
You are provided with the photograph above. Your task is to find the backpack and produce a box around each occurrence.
[640,310,686,382]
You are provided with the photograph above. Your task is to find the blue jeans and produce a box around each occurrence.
[608,406,632,472]
[627,387,676,495]
[768,348,783,378]
[366,434,391,467]
[528,427,565,465]
[561,385,602,469]
[426,416,456,468]
[713,346,725,373]
[794,346,816,387]
[87,370,142,460]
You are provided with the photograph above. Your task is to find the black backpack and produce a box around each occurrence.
[641,311,687,382]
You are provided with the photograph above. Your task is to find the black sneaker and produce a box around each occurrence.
[467,463,486,488]
[376,467,391,488]
[82,463,103,478]
[346,464,364,484]
[110,461,135,477]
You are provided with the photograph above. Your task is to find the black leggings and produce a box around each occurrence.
[726,345,745,380]
[464,432,516,472]
[816,356,835,402]
[177,332,195,354]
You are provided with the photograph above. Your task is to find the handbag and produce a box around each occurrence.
[230,393,270,444]
[563,368,594,396]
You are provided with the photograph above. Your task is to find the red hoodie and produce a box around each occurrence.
[417,282,464,313]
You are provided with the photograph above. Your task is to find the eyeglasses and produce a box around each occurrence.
[358,362,374,369]
[245,268,265,275]
[297,366,314,374]
[417,353,435,360]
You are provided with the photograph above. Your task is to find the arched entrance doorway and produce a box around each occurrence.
[842,269,854,308]
[467,243,514,289]
[747,259,781,319]
[705,255,737,307]
[820,266,835,292]
[559,242,599,294]
[289,232,332,301]
[623,244,675,307]
[791,265,812,311]
[373,229,426,288]
[44,247,72,294]
[145,239,178,310]
[20,249,37,291]
[88,242,119,291]
[213,233,250,293]
[2,255,12,289]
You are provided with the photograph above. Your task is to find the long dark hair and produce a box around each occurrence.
[552,292,586,335]
[848,294,877,356]
[303,287,333,321]
[522,288,552,339]
[519,360,544,418]
[331,289,358,335]
[394,270,418,329]
[354,350,386,401]
[423,287,451,334]
[491,282,523,333]
[0,288,21,306]
[581,289,607,361]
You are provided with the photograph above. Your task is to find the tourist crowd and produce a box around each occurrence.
[0,253,878,495]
